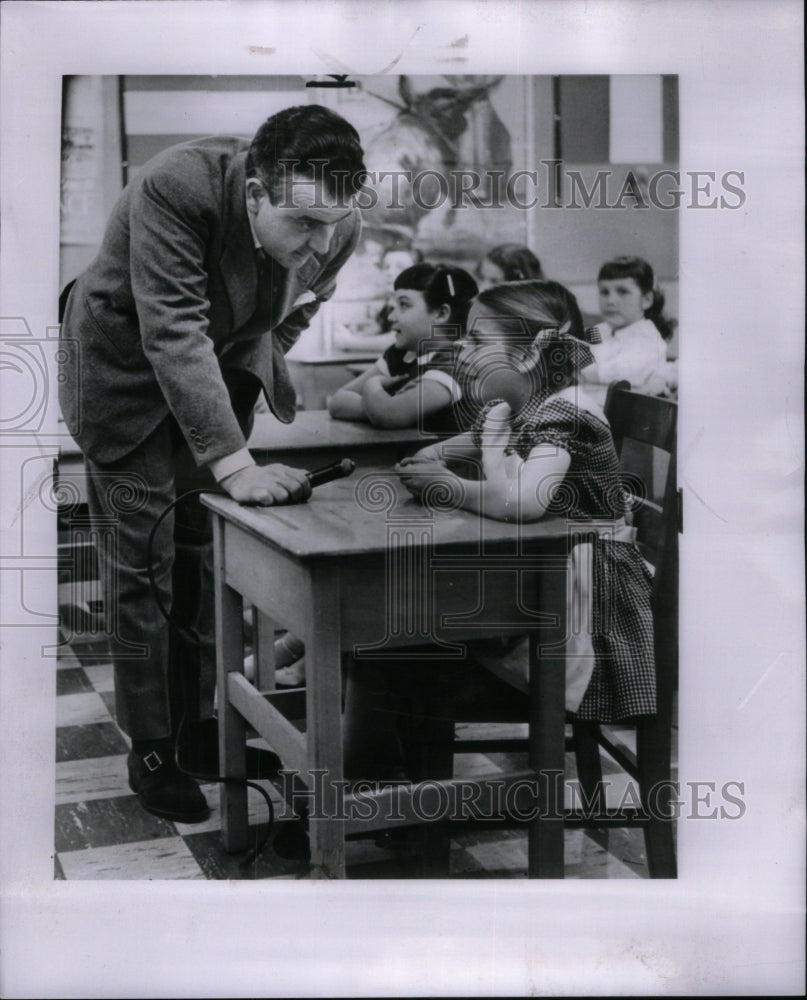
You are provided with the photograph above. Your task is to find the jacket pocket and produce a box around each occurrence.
[84,295,142,364]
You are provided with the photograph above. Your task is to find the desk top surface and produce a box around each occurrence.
[286,351,381,365]
[247,410,437,452]
[203,470,569,560]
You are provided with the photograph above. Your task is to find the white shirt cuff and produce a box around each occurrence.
[208,448,256,483]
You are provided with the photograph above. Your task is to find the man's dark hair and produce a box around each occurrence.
[246,104,366,205]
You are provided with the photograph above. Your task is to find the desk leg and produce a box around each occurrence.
[528,568,567,878]
[213,516,249,853]
[304,566,346,879]
[252,610,277,692]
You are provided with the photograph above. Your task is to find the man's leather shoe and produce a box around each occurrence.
[128,744,209,824]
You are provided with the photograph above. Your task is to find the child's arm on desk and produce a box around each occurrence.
[398,443,571,522]
[328,361,387,421]
[361,375,450,429]
[400,432,479,467]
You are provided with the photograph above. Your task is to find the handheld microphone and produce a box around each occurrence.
[306,458,356,489]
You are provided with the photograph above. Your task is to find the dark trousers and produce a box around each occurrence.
[85,374,259,741]
[342,651,526,781]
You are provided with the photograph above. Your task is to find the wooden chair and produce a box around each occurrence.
[569,381,679,877]
[415,381,679,877]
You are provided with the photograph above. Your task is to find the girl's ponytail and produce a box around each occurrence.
[645,285,676,341]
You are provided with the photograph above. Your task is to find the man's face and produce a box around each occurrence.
[246,174,353,269]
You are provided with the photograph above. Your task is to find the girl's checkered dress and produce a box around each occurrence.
[472,392,657,722]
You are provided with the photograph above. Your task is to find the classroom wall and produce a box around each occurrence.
[524,75,678,323]
[60,76,124,290]
[58,74,679,360]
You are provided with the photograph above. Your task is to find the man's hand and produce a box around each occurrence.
[221,464,312,506]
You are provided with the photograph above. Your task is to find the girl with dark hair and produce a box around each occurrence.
[331,241,423,354]
[277,262,478,690]
[340,279,656,780]
[477,243,544,290]
[580,255,675,405]
[328,262,479,434]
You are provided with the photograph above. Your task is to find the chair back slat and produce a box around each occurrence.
[604,381,678,582]
[604,381,679,712]
[630,499,665,565]
[605,380,677,457]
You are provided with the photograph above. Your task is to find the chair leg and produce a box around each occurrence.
[572,720,605,816]
[414,822,452,878]
[636,715,677,878]
[408,713,455,877]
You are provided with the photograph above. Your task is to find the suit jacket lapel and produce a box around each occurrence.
[265,257,320,331]
[220,151,324,337]
[220,151,258,333]
[218,152,293,421]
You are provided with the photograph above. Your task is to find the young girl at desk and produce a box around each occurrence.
[342,279,656,779]
[327,263,478,435]
[579,255,676,405]
[331,245,421,355]
[272,264,477,689]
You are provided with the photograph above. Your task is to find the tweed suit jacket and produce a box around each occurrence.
[59,136,360,466]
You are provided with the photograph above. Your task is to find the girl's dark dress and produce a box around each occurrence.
[470,390,656,722]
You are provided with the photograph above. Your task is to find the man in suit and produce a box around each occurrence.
[59,105,366,823]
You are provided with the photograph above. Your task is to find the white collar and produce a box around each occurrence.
[597,317,657,339]
[402,350,436,365]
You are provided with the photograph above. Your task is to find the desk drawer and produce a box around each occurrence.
[338,561,558,651]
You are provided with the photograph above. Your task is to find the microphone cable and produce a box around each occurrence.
[146,487,274,872]
[144,460,356,870]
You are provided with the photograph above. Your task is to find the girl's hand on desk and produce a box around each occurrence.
[396,461,463,504]
[397,447,444,467]
[221,464,312,506]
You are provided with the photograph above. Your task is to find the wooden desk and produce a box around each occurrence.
[248,409,437,469]
[54,410,434,500]
[203,471,571,879]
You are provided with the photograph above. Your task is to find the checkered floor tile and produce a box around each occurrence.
[54,619,672,880]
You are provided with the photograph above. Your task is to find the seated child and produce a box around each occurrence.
[275,264,478,691]
[327,263,479,435]
[476,243,544,290]
[343,278,656,778]
[331,245,422,355]
[580,255,675,405]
